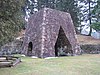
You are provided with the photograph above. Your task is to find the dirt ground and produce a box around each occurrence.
[76,34,100,45]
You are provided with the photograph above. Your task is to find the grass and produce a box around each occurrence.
[0,54,100,75]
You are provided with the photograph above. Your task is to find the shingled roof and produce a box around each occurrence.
[22,8,81,58]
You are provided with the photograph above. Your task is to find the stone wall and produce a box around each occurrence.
[0,40,22,56]
[80,44,100,54]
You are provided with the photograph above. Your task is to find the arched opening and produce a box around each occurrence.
[27,42,33,56]
[55,26,72,56]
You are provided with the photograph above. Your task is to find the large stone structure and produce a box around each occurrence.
[22,8,81,58]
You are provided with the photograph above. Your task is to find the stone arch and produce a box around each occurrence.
[55,26,72,56]
[27,42,33,56]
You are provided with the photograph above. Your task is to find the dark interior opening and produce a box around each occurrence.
[55,26,72,56]
[27,42,33,56]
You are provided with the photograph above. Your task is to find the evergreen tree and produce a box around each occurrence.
[37,0,56,10]
[0,0,25,46]
[91,0,100,31]
[92,0,100,22]
[78,0,97,35]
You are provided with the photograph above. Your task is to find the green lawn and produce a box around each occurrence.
[0,54,100,75]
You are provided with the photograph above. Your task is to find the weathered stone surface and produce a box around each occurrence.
[22,8,81,58]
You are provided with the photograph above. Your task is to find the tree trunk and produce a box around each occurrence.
[88,0,92,36]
